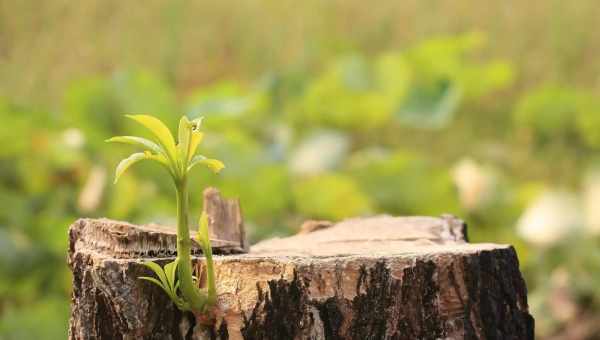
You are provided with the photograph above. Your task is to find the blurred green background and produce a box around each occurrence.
[2,1,600,339]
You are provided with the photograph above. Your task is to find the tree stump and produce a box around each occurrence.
[68,188,534,340]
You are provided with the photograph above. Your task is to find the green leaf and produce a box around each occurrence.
[140,261,185,303]
[114,152,148,184]
[139,276,179,302]
[197,211,210,248]
[188,155,225,173]
[177,116,205,164]
[139,276,167,290]
[142,261,169,287]
[163,258,179,291]
[188,131,204,162]
[177,116,192,164]
[142,151,170,167]
[125,114,178,161]
[139,276,175,299]
[106,136,166,156]
[113,151,170,183]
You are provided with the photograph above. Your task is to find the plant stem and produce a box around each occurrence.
[203,231,216,305]
[175,177,206,312]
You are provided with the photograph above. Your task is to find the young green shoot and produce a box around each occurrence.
[107,114,224,316]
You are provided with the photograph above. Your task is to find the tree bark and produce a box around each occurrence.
[68,188,534,340]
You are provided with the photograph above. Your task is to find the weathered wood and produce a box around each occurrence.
[68,189,534,340]
[203,187,248,252]
[68,188,247,260]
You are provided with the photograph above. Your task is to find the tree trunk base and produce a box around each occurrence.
[68,189,534,339]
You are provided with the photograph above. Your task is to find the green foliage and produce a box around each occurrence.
[0,297,69,339]
[514,85,600,148]
[139,259,190,311]
[514,85,580,140]
[108,115,224,181]
[108,114,224,315]
[347,150,459,215]
[293,174,373,220]
[297,55,393,131]
[289,33,513,132]
[574,96,600,148]
[396,32,514,128]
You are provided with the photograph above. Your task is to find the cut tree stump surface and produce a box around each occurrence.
[68,190,534,340]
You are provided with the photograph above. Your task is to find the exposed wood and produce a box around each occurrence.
[297,220,334,235]
[203,187,248,252]
[69,189,247,259]
[258,214,469,257]
[68,189,533,339]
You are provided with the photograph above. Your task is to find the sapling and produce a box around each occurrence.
[107,114,224,317]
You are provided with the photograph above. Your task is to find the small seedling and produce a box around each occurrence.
[107,114,224,317]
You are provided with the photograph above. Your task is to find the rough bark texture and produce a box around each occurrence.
[68,189,534,340]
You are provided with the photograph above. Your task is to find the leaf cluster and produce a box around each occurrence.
[107,114,224,183]
[139,258,191,311]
